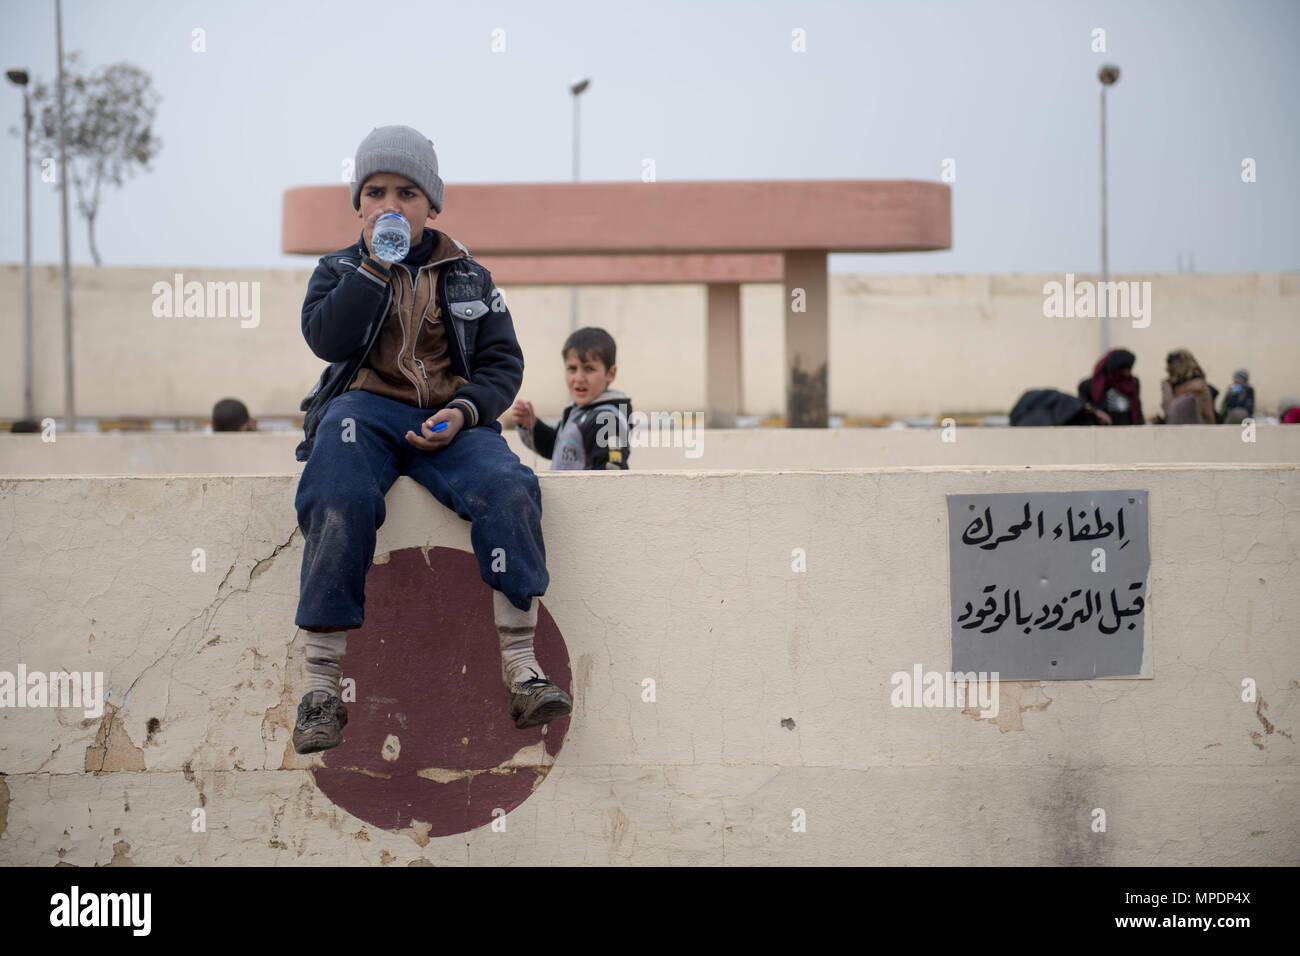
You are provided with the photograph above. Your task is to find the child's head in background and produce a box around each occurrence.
[212,397,256,432]
[561,327,617,407]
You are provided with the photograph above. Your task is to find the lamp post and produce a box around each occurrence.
[1098,63,1120,355]
[55,0,74,430]
[568,76,589,332]
[6,68,33,423]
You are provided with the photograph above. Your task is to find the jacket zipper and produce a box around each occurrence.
[351,249,468,407]
[391,268,426,406]
[411,268,436,402]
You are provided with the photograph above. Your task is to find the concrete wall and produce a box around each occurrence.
[3,266,1297,422]
[1,426,1298,476]
[0,465,1296,865]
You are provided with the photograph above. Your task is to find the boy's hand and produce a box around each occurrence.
[406,407,464,452]
[512,399,535,429]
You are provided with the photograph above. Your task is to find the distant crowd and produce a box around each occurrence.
[1011,348,1300,426]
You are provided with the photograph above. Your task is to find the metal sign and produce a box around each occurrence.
[947,490,1150,680]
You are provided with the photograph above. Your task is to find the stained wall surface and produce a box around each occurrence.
[0,465,1295,865]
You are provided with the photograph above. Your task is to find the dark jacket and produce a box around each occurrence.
[518,389,634,469]
[1011,388,1102,426]
[295,230,524,461]
[343,227,470,410]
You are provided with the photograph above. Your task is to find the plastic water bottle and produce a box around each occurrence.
[371,212,410,263]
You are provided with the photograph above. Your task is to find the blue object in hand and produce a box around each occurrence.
[429,421,448,433]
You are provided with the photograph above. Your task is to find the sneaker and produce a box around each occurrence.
[292,690,349,754]
[509,676,573,729]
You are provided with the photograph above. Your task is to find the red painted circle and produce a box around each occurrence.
[313,546,571,837]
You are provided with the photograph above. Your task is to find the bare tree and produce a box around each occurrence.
[19,52,162,266]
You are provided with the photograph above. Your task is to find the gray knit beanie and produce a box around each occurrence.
[350,125,445,213]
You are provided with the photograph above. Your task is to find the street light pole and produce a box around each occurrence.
[569,77,589,333]
[571,82,584,182]
[6,69,33,423]
[55,0,75,431]
[1098,64,1120,356]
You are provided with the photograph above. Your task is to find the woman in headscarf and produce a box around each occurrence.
[1152,348,1216,424]
[1078,348,1143,424]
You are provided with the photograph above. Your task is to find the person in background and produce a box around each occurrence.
[212,398,258,432]
[513,327,633,470]
[1279,396,1300,424]
[1218,369,1255,422]
[289,124,572,755]
[1078,348,1143,425]
[1151,349,1216,425]
[1010,388,1108,426]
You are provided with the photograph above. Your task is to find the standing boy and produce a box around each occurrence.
[291,125,572,754]
[513,327,634,470]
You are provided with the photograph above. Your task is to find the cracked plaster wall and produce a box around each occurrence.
[0,465,1296,865]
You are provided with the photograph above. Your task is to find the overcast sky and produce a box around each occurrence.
[1,0,1297,274]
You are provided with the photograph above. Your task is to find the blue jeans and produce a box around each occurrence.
[294,389,548,628]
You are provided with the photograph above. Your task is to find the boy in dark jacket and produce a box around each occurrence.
[290,125,571,754]
[513,327,633,470]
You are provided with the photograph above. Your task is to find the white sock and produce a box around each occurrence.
[303,631,347,697]
[493,591,546,689]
